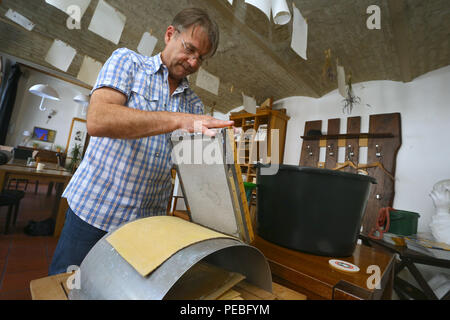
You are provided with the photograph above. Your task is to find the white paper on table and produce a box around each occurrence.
[337,65,346,98]
[290,3,308,60]
[195,68,220,96]
[88,0,126,45]
[5,9,35,31]
[242,93,257,114]
[45,39,77,72]
[272,0,291,25]
[45,0,91,21]
[77,56,103,87]
[137,32,158,57]
[245,0,271,21]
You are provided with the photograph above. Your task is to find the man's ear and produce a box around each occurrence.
[165,25,177,44]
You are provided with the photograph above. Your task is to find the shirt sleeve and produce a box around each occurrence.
[91,48,135,98]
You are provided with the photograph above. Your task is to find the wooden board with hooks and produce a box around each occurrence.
[299,120,322,167]
[299,113,402,236]
[362,113,401,235]
[324,119,340,169]
[344,117,361,173]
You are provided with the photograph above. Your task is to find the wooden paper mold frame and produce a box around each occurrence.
[170,128,254,243]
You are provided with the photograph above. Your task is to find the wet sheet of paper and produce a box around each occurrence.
[272,0,291,25]
[77,56,103,87]
[245,0,271,21]
[243,93,257,114]
[45,39,76,72]
[291,3,308,60]
[88,0,126,45]
[196,68,220,96]
[337,65,346,97]
[137,32,158,57]
[5,9,35,31]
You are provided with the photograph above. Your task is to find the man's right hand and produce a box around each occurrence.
[176,113,234,136]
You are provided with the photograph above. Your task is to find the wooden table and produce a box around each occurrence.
[30,273,307,300]
[360,234,450,300]
[252,235,395,300]
[0,163,72,237]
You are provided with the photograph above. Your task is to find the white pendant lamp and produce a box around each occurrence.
[29,84,60,111]
[73,94,90,115]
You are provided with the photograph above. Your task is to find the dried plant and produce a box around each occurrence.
[341,74,361,114]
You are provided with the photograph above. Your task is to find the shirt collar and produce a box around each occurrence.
[146,53,191,94]
[144,53,163,75]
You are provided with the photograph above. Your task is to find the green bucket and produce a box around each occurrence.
[243,182,257,206]
[389,209,420,236]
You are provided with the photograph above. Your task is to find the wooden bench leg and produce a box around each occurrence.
[4,204,13,234]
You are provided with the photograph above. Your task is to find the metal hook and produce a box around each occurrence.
[327,144,334,156]
[347,144,354,160]
[375,144,382,158]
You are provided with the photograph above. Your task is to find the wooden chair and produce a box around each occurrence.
[166,168,191,221]
[0,190,25,234]
[8,148,34,191]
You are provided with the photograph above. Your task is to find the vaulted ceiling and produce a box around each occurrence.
[1,0,449,113]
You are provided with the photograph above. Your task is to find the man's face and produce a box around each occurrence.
[162,25,211,81]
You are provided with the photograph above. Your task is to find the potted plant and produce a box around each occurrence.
[67,143,82,173]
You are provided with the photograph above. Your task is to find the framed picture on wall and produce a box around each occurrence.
[66,117,88,160]
[32,126,56,143]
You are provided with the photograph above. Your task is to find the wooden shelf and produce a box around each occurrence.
[230,107,290,183]
[301,133,394,140]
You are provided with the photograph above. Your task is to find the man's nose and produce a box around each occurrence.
[187,57,200,69]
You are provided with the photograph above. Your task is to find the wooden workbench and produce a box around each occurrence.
[252,235,395,300]
[30,273,306,300]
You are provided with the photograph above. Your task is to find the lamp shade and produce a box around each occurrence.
[73,94,90,105]
[74,94,90,116]
[29,84,60,101]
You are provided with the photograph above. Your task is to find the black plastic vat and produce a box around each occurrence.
[256,165,376,257]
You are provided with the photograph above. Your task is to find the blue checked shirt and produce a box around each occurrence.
[62,48,204,232]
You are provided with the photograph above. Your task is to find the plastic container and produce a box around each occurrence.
[244,182,257,205]
[256,164,376,257]
[389,210,420,236]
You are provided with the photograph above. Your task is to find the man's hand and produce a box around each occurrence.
[176,113,234,136]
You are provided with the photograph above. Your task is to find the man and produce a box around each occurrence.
[49,8,233,275]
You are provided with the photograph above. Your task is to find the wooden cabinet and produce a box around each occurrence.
[229,108,290,183]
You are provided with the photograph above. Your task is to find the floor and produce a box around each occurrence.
[0,181,59,300]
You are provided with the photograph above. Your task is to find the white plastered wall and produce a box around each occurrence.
[5,67,90,152]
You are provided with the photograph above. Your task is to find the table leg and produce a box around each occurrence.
[47,182,54,197]
[381,259,395,299]
[52,180,69,238]
[405,258,438,300]
[394,259,407,276]
[0,170,5,191]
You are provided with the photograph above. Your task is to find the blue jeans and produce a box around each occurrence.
[48,207,107,275]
